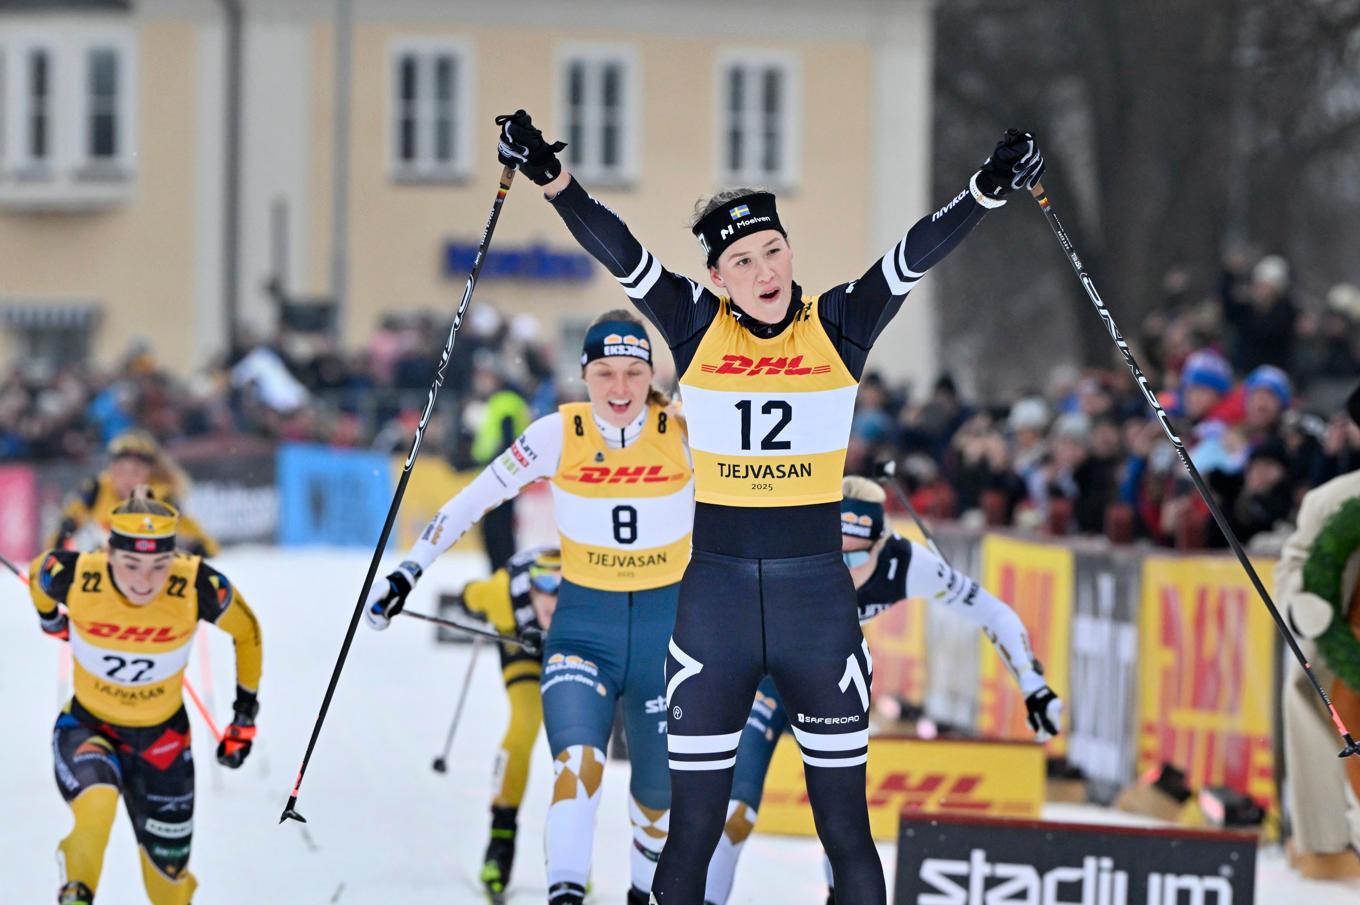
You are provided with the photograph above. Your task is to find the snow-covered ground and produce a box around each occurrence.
[2,547,1356,903]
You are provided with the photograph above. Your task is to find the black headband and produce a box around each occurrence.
[691,192,785,268]
[581,320,653,367]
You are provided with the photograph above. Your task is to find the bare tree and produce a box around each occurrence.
[931,0,1360,392]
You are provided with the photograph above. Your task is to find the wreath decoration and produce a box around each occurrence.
[1302,496,1360,693]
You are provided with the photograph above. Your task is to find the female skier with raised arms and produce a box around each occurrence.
[495,109,1044,904]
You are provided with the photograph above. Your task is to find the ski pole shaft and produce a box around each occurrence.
[280,167,518,825]
[183,676,223,742]
[431,637,482,773]
[399,609,536,651]
[875,461,951,566]
[1029,182,1359,759]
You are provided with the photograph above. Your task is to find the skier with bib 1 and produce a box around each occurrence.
[494,108,1045,904]
[704,476,1063,904]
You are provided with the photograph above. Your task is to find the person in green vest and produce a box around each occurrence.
[470,356,532,571]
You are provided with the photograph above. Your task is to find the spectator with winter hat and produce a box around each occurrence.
[1243,366,1291,436]
[1179,348,1241,428]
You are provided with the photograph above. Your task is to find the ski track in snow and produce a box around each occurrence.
[2,547,1355,903]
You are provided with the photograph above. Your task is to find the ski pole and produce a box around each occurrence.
[875,460,951,565]
[281,166,519,825]
[183,676,224,743]
[1029,181,1360,759]
[399,608,540,654]
[431,637,483,774]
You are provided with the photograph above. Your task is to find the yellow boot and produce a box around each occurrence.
[57,785,119,898]
[140,846,198,905]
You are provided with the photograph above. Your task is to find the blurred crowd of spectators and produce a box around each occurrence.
[3,250,1359,550]
[0,306,558,469]
[848,252,1360,549]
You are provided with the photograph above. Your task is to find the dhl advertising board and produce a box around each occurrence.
[977,534,1074,755]
[755,736,1045,840]
[1136,555,1278,807]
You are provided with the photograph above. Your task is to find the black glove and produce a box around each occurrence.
[975,129,1045,200]
[54,517,78,548]
[1024,684,1063,741]
[217,688,258,768]
[518,626,545,658]
[39,607,69,641]
[495,110,568,186]
[365,560,422,631]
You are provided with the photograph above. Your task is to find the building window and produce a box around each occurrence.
[1,303,101,367]
[718,52,799,188]
[87,47,119,161]
[0,25,135,202]
[558,45,638,185]
[390,40,473,181]
[0,49,6,167]
[27,48,51,165]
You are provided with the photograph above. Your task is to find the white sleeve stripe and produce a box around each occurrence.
[667,731,743,754]
[896,239,925,280]
[669,756,738,771]
[622,255,663,300]
[620,248,653,286]
[790,725,870,752]
[802,753,869,769]
[881,254,914,296]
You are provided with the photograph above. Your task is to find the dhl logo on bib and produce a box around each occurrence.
[560,464,689,485]
[698,354,833,376]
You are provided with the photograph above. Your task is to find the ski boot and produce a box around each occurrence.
[58,882,94,905]
[480,806,518,903]
[825,889,837,905]
[548,880,587,905]
[627,886,651,905]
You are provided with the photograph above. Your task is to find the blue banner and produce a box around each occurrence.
[277,444,392,547]
[443,241,594,282]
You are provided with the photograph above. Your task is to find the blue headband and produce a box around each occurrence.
[839,497,885,541]
[581,320,653,367]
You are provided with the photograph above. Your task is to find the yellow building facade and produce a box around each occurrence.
[0,0,939,384]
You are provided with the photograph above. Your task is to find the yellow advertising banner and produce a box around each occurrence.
[755,735,1045,840]
[977,534,1074,755]
[863,596,928,705]
[862,518,931,705]
[1136,555,1278,807]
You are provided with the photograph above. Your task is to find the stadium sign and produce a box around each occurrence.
[896,813,1255,904]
